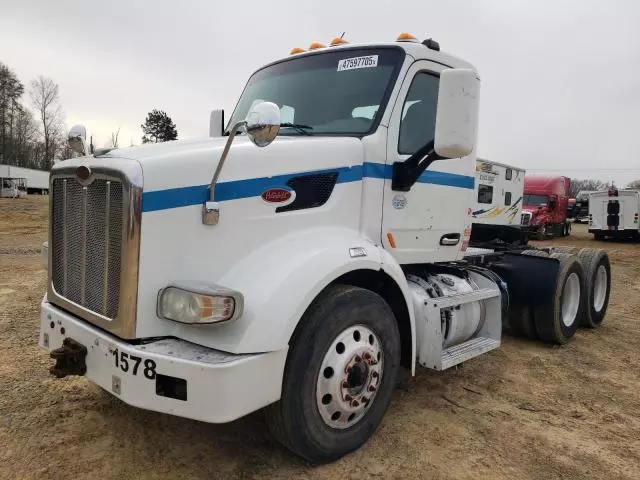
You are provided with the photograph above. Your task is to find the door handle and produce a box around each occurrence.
[440,233,461,246]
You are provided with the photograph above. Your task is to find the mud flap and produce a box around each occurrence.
[485,252,559,322]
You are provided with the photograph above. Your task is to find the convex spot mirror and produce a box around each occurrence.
[68,124,88,155]
[244,101,280,147]
[434,69,479,159]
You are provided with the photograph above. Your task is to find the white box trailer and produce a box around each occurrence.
[588,188,640,240]
[0,164,50,195]
[472,159,525,227]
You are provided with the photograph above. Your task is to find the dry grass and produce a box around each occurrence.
[1,196,639,479]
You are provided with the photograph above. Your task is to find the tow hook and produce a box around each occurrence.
[49,338,87,378]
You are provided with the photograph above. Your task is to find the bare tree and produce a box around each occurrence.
[627,179,640,190]
[0,63,25,162]
[13,107,39,167]
[110,127,121,148]
[569,178,609,197]
[30,75,63,169]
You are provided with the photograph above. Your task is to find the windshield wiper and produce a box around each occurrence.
[280,122,314,135]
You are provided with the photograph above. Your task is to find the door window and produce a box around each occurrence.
[505,191,512,206]
[398,73,439,155]
[505,168,512,180]
[478,184,493,204]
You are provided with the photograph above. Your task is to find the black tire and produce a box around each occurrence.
[533,253,586,344]
[521,249,549,257]
[507,306,537,339]
[551,246,579,255]
[265,285,401,463]
[535,225,546,241]
[576,248,611,328]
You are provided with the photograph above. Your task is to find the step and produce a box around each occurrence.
[440,337,500,370]
[429,288,500,310]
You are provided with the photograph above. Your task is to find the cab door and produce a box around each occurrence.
[381,61,475,264]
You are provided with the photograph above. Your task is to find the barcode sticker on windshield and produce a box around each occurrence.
[337,55,378,71]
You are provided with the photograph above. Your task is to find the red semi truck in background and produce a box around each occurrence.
[521,175,571,239]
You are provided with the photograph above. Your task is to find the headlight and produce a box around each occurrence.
[41,241,48,270]
[157,284,243,324]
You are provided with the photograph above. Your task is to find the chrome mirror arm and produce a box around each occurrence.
[202,120,246,226]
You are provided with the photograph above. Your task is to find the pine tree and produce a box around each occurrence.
[141,109,178,143]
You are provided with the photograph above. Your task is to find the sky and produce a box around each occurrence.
[1,0,640,186]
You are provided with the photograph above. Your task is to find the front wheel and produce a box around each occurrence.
[265,285,401,463]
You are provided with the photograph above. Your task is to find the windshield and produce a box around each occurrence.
[523,194,549,206]
[227,47,404,136]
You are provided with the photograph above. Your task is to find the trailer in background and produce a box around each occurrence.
[588,188,640,240]
[0,177,27,198]
[472,159,525,226]
[468,159,528,247]
[0,164,50,195]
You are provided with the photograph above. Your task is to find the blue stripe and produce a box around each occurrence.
[142,162,474,212]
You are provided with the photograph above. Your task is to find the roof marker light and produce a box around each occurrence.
[309,41,326,50]
[397,32,418,42]
[330,36,349,46]
[290,47,306,55]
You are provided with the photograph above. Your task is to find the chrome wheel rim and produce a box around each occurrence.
[593,265,608,312]
[562,272,581,327]
[316,325,383,429]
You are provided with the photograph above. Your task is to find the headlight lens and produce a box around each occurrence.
[158,286,239,324]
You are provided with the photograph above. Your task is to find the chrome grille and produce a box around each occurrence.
[51,178,123,319]
[521,212,531,226]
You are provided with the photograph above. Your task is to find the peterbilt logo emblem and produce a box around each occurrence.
[75,165,93,184]
[261,188,292,203]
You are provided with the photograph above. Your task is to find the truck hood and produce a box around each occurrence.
[101,135,365,198]
[522,206,543,215]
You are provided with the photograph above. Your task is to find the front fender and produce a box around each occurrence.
[213,227,415,357]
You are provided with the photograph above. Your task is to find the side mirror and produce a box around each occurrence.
[209,109,224,137]
[434,69,479,158]
[244,102,280,147]
[68,124,88,156]
[203,101,281,226]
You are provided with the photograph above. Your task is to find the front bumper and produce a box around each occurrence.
[39,298,287,423]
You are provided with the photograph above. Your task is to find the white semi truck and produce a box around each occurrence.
[588,187,640,240]
[39,34,612,463]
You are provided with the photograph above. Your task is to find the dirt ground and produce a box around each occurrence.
[1,196,639,480]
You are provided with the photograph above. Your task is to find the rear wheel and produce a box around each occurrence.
[521,249,549,257]
[265,285,400,463]
[533,253,586,344]
[507,306,537,339]
[576,248,611,328]
[551,246,579,255]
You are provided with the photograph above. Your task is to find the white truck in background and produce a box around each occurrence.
[589,187,640,240]
[38,34,613,463]
[0,164,50,195]
[472,159,524,227]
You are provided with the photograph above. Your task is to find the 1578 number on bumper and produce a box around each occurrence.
[111,348,156,379]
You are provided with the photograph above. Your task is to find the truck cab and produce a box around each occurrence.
[521,175,571,239]
[38,34,611,463]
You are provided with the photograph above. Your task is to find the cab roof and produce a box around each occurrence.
[268,40,477,74]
